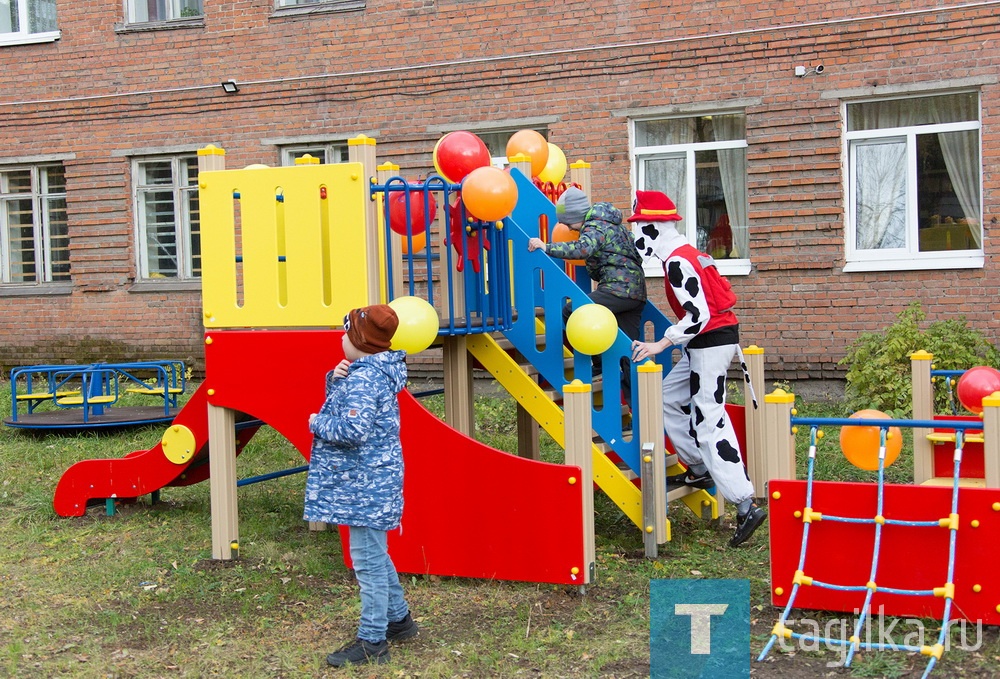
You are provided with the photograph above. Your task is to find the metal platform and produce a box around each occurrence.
[4,406,181,432]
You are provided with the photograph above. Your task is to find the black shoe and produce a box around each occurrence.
[667,470,715,490]
[326,638,389,667]
[730,504,767,547]
[386,613,419,642]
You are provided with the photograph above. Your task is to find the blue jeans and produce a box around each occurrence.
[348,525,409,643]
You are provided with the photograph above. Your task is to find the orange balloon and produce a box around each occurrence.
[839,409,902,471]
[506,130,549,178]
[399,230,426,254]
[461,167,518,221]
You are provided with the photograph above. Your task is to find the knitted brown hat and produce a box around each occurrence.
[345,304,399,354]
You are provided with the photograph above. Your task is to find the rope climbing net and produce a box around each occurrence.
[758,416,984,678]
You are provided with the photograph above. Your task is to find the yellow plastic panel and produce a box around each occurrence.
[200,163,370,328]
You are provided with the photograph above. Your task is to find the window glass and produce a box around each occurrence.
[846,92,982,269]
[633,113,749,274]
[0,164,68,284]
[128,0,202,23]
[280,144,350,166]
[135,156,200,280]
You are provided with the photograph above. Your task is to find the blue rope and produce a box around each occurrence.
[757,423,966,676]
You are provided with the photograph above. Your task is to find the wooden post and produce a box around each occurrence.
[563,379,595,585]
[569,161,591,198]
[197,144,226,173]
[376,162,405,301]
[508,159,540,460]
[911,350,935,484]
[981,391,1000,488]
[208,401,239,559]
[443,336,474,437]
[637,361,667,556]
[198,147,240,560]
[743,345,766,498]
[764,389,796,485]
[517,396,541,460]
[348,135,380,305]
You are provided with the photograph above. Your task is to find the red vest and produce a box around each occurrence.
[663,244,739,334]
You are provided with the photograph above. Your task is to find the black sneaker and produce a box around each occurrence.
[386,613,419,642]
[326,638,389,667]
[667,470,715,490]
[729,504,767,547]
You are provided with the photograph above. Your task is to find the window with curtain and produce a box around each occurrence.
[127,0,202,23]
[0,164,68,284]
[134,156,200,280]
[274,0,365,11]
[633,113,749,276]
[279,143,350,166]
[846,91,982,271]
[1,0,58,45]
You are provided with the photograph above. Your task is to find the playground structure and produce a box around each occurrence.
[5,361,186,430]
[758,351,1000,675]
[52,134,787,586]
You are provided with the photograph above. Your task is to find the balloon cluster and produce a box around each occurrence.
[506,131,567,185]
[429,129,572,223]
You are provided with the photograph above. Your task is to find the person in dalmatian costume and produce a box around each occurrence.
[628,190,766,547]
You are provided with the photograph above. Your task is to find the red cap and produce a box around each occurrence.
[627,190,683,223]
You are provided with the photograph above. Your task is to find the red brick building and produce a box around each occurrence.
[1,0,997,380]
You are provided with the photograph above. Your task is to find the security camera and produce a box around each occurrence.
[814,64,825,74]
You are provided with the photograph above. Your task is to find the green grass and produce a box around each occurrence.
[1,378,997,677]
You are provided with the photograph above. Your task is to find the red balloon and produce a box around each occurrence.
[433,131,492,184]
[388,190,437,236]
[956,366,1000,414]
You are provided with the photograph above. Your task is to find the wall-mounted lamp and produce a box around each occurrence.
[794,64,825,78]
[221,79,240,94]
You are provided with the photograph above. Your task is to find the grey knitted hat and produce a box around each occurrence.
[555,187,591,225]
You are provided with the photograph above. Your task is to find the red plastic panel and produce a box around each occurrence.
[932,415,985,479]
[769,479,1000,625]
[207,329,587,585]
[53,383,213,516]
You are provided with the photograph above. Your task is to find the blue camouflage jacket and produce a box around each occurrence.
[303,349,408,530]
[545,202,647,302]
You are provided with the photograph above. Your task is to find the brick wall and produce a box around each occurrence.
[1,0,998,378]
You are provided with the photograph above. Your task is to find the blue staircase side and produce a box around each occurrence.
[504,168,677,474]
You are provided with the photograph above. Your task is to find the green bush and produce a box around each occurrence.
[839,302,1000,416]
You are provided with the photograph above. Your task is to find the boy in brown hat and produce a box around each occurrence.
[628,191,766,548]
[305,304,419,667]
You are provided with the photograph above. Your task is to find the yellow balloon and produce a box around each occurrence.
[537,143,567,185]
[388,296,439,354]
[566,304,617,356]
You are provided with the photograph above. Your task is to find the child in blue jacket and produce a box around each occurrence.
[305,304,418,667]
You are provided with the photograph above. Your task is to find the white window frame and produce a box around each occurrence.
[0,163,68,284]
[279,143,350,166]
[844,93,983,272]
[125,0,202,25]
[133,155,200,281]
[0,0,60,46]
[632,114,751,277]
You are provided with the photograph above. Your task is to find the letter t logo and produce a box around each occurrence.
[674,604,729,654]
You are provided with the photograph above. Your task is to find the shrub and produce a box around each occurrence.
[839,302,1000,416]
